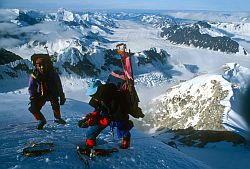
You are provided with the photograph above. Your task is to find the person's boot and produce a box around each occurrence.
[33,113,47,130]
[54,118,66,124]
[120,133,131,149]
[78,139,96,156]
[53,110,66,124]
[78,142,91,156]
[37,120,46,130]
[86,138,96,149]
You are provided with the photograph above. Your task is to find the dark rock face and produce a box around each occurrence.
[63,60,99,77]
[2,46,169,79]
[16,11,44,25]
[60,48,100,77]
[138,48,169,66]
[141,78,230,132]
[241,83,250,128]
[195,21,211,29]
[160,22,239,53]
[0,48,23,65]
[184,64,199,74]
[0,49,33,79]
[102,49,122,72]
[161,127,247,148]
[0,61,32,80]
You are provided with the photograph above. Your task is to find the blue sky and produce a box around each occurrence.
[0,0,250,11]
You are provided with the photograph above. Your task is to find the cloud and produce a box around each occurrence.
[0,22,19,34]
[0,17,84,49]
[0,23,23,48]
[20,22,83,42]
[0,38,23,48]
[0,9,19,22]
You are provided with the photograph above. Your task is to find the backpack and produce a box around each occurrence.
[106,70,127,90]
[106,70,144,118]
[31,53,53,68]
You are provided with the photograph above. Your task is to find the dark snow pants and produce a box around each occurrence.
[28,97,61,119]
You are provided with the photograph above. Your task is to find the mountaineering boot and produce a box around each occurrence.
[54,118,66,124]
[85,138,96,149]
[120,133,131,149]
[78,142,91,156]
[33,113,47,130]
[37,120,46,130]
[53,109,66,124]
[77,139,97,157]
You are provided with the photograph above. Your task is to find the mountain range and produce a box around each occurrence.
[1,8,250,169]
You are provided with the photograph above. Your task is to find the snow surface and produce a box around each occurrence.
[0,85,212,169]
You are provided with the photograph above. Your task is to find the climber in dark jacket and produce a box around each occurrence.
[28,55,66,129]
[78,79,133,149]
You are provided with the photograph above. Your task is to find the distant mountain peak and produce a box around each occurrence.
[0,48,23,65]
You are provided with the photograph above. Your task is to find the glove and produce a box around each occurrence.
[78,112,99,128]
[87,112,98,126]
[78,117,89,128]
[29,96,37,102]
[137,107,145,118]
[60,93,66,105]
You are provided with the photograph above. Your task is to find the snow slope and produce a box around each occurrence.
[0,86,211,169]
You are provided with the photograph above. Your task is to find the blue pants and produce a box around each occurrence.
[86,121,132,140]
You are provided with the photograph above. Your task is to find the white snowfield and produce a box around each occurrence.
[106,20,168,53]
[0,91,211,169]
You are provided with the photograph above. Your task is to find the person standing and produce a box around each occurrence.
[28,54,66,130]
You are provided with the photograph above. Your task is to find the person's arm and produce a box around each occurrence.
[54,72,63,95]
[54,72,66,105]
[28,74,37,99]
[78,111,109,128]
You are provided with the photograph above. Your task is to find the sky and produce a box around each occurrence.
[0,0,250,12]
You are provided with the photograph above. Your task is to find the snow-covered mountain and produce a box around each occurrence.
[0,9,178,80]
[162,11,250,23]
[0,48,23,65]
[141,63,250,138]
[1,8,250,169]
[1,9,249,82]
[0,49,32,79]
[0,8,116,57]
[160,21,240,53]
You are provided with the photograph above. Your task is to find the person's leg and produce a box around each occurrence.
[50,98,60,118]
[28,99,47,129]
[50,98,66,124]
[120,132,131,149]
[85,124,107,148]
[116,120,134,149]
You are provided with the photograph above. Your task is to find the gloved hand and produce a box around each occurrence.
[137,107,145,118]
[87,112,98,126]
[78,116,89,128]
[29,96,37,102]
[78,112,99,128]
[60,93,66,105]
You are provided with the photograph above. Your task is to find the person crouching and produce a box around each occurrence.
[78,79,134,150]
